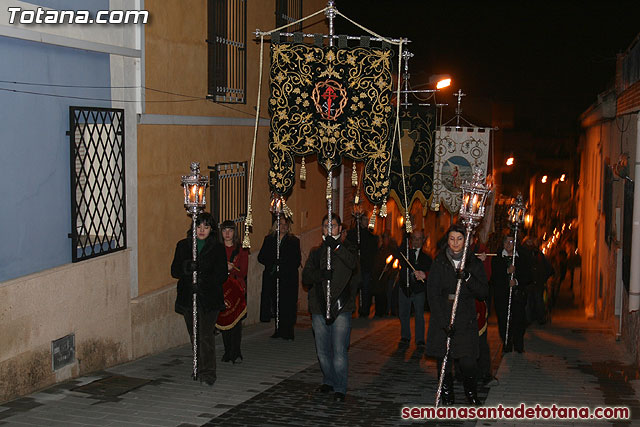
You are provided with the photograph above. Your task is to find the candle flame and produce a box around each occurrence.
[393,259,399,269]
[386,255,393,264]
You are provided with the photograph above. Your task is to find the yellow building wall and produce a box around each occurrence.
[138,0,330,298]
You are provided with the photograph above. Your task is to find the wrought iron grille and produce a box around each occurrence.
[207,0,247,104]
[69,107,126,262]
[209,162,247,230]
[276,0,302,33]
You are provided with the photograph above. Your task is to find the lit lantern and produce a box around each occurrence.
[182,162,209,214]
[458,168,491,227]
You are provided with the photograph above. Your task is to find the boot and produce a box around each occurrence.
[463,376,481,406]
[440,372,455,406]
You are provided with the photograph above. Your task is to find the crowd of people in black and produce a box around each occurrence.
[171,210,577,406]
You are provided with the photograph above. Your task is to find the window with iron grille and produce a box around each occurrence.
[276,0,302,33]
[209,162,247,231]
[69,107,126,262]
[207,0,247,104]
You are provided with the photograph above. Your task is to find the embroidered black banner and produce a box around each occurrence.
[268,42,394,204]
[389,106,436,213]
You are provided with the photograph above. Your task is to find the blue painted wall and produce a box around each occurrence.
[22,1,109,13]
[0,36,111,282]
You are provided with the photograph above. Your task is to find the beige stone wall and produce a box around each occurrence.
[0,251,131,403]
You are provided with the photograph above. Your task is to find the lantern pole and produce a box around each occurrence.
[505,194,526,349]
[181,162,209,381]
[435,168,490,408]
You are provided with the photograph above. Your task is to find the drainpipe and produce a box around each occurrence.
[629,113,640,312]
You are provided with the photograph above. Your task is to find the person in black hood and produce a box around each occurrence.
[426,224,488,406]
[171,212,228,385]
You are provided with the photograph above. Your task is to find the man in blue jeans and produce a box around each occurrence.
[398,230,432,348]
[302,213,359,402]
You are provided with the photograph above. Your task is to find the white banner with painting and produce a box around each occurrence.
[430,126,491,213]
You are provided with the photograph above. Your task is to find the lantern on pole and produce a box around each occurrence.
[180,162,209,381]
[504,193,526,348]
[435,168,490,407]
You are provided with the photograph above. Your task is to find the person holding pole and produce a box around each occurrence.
[171,212,228,385]
[426,224,488,405]
[302,213,359,403]
[491,231,532,353]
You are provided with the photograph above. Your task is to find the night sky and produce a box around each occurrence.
[333,1,640,139]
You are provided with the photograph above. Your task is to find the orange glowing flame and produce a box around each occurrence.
[386,255,393,264]
[393,259,399,269]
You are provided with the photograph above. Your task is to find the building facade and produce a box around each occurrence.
[1,0,331,402]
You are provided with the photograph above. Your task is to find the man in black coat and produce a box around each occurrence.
[258,216,301,340]
[346,213,379,318]
[491,232,532,353]
[171,212,228,385]
[302,213,359,403]
[398,230,432,347]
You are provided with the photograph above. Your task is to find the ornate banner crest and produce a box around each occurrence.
[269,42,394,204]
[389,106,436,214]
[430,126,491,213]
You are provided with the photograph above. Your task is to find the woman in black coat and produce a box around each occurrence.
[426,224,488,406]
[258,216,301,340]
[171,212,228,385]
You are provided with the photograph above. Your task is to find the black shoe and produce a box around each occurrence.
[281,334,295,341]
[232,355,243,364]
[317,384,333,393]
[440,373,455,406]
[334,392,346,402]
[221,354,231,362]
[201,375,216,386]
[463,376,481,406]
[270,331,280,339]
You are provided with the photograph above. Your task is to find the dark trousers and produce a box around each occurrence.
[496,296,527,352]
[358,271,372,317]
[221,322,243,361]
[477,331,491,379]
[273,284,298,339]
[440,356,477,380]
[184,309,219,381]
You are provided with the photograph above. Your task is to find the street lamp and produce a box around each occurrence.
[429,73,452,90]
[435,168,490,407]
[180,162,209,381]
[506,157,514,166]
[541,175,548,184]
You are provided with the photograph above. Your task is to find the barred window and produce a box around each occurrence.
[69,107,126,262]
[276,0,302,32]
[209,162,247,228]
[207,0,246,104]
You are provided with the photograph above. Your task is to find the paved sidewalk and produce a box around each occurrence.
[1,287,638,426]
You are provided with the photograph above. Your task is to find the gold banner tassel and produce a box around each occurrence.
[351,165,358,187]
[379,199,388,217]
[368,206,377,230]
[300,157,307,182]
[326,176,332,200]
[405,213,413,234]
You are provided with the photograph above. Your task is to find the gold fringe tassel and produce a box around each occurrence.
[368,206,377,230]
[245,207,253,228]
[300,157,307,181]
[405,213,413,234]
[351,166,358,187]
[282,199,293,219]
[326,176,332,200]
[379,199,388,217]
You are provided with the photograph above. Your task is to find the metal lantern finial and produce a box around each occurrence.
[458,168,491,227]
[508,193,526,226]
[181,162,209,215]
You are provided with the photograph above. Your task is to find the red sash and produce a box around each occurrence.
[476,300,488,335]
[215,276,247,330]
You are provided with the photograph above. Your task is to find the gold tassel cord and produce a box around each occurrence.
[300,157,307,181]
[242,227,251,249]
[368,206,377,230]
[351,165,358,187]
[245,208,253,228]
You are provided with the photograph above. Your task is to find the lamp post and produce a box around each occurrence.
[180,162,209,381]
[504,193,526,349]
[435,168,490,408]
